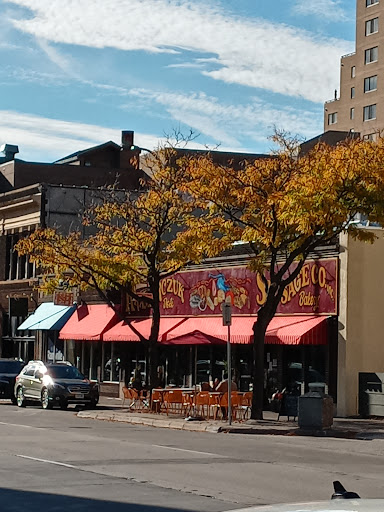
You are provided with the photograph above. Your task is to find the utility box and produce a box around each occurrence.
[359,372,384,417]
[298,391,334,430]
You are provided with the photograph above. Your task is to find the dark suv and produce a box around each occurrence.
[14,361,99,410]
[0,359,25,403]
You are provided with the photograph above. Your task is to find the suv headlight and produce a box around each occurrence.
[53,383,65,390]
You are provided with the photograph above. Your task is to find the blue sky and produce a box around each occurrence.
[0,0,355,162]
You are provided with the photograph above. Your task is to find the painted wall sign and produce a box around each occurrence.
[126,258,338,317]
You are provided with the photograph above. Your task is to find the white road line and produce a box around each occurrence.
[16,454,78,469]
[151,444,226,457]
[0,421,43,430]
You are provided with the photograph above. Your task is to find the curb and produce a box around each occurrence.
[77,410,384,439]
[77,410,221,433]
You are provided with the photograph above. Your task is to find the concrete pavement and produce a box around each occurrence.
[77,396,384,439]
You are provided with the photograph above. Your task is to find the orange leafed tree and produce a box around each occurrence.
[183,134,384,419]
[16,143,218,387]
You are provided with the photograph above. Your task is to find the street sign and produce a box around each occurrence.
[222,303,232,326]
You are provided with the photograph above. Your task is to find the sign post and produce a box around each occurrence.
[222,303,232,425]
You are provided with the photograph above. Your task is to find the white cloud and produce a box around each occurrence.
[293,0,351,21]
[0,111,161,161]
[7,0,353,103]
[125,89,323,148]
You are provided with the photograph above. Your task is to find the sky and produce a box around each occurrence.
[0,0,356,162]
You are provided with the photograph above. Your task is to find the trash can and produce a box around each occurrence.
[298,390,333,430]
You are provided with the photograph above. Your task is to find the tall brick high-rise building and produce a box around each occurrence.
[324,0,382,139]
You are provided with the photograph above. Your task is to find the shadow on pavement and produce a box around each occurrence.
[0,487,196,512]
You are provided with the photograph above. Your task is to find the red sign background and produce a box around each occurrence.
[126,258,338,317]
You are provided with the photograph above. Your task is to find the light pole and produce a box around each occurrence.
[222,303,232,425]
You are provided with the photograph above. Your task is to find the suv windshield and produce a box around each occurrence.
[0,361,24,373]
[47,366,86,380]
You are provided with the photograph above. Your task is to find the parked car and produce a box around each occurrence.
[226,482,382,511]
[229,500,384,511]
[14,360,99,410]
[0,359,25,404]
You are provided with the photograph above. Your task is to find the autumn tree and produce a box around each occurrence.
[183,134,384,420]
[16,141,216,387]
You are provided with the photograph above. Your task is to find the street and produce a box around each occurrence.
[1,403,384,512]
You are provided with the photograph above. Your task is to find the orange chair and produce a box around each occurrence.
[219,392,241,421]
[195,391,210,419]
[208,393,221,420]
[238,392,253,421]
[163,390,184,415]
[150,389,164,413]
[182,392,194,417]
[122,386,133,408]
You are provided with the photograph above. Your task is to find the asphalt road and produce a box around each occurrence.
[1,402,384,512]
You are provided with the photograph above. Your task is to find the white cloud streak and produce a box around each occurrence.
[0,111,160,161]
[293,0,351,21]
[125,89,323,148]
[7,0,353,103]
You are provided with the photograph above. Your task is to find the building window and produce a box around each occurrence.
[328,112,337,125]
[5,232,36,281]
[364,132,378,141]
[351,87,355,98]
[365,46,378,63]
[364,75,377,92]
[350,108,355,120]
[363,104,377,121]
[366,0,379,6]
[351,66,356,78]
[366,17,379,36]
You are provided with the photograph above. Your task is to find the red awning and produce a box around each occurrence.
[162,315,328,346]
[163,316,254,344]
[102,317,188,342]
[264,316,328,345]
[59,304,118,341]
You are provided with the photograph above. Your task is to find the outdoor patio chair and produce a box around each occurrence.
[150,389,164,413]
[238,391,253,421]
[181,392,194,417]
[208,393,221,420]
[194,391,211,419]
[218,392,241,421]
[122,386,133,408]
[163,389,185,415]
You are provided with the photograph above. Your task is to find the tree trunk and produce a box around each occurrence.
[148,279,161,389]
[250,316,268,420]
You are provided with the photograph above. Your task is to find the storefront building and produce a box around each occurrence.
[55,258,338,406]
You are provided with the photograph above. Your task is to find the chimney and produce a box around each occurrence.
[0,144,19,162]
[121,131,134,149]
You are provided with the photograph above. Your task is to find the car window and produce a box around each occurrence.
[23,366,35,377]
[0,361,24,373]
[47,366,85,380]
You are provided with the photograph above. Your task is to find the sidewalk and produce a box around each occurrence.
[76,396,384,439]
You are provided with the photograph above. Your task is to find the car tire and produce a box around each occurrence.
[59,399,68,410]
[90,399,98,409]
[16,387,26,408]
[11,396,17,405]
[41,388,52,409]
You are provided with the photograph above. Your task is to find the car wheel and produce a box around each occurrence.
[11,396,17,405]
[16,387,26,408]
[59,399,68,410]
[41,388,52,409]
[90,399,98,409]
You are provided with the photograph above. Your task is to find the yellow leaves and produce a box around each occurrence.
[183,135,384,268]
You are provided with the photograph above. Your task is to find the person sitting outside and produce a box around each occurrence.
[215,373,238,393]
[201,382,211,391]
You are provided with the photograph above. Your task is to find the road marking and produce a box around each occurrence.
[0,421,43,430]
[16,454,77,469]
[151,444,226,457]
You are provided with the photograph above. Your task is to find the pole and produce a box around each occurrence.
[227,324,232,426]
